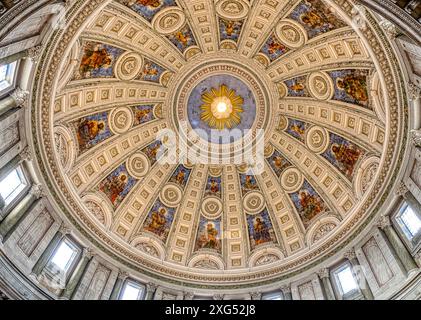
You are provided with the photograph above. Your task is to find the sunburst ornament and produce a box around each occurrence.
[200,85,244,130]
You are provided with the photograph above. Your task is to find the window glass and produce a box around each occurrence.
[399,205,421,238]
[120,281,144,300]
[0,61,17,91]
[0,65,7,82]
[262,291,283,300]
[336,265,358,295]
[0,167,27,206]
[50,239,78,272]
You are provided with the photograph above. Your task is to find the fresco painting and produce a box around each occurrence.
[76,42,124,79]
[194,216,222,253]
[141,199,175,242]
[204,175,222,198]
[329,69,370,108]
[219,18,244,42]
[121,0,177,22]
[322,132,364,180]
[290,180,327,227]
[168,165,192,189]
[247,210,276,251]
[74,112,113,154]
[266,149,292,177]
[260,34,290,62]
[289,0,347,39]
[98,163,137,208]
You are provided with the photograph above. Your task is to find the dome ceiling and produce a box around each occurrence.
[31,0,407,289]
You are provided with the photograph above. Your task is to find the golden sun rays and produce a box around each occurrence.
[200,84,244,130]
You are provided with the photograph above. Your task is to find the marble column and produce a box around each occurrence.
[0,184,43,242]
[60,248,93,300]
[250,292,262,300]
[377,215,418,274]
[344,249,374,300]
[0,88,29,118]
[145,283,157,300]
[280,285,292,300]
[317,268,336,300]
[31,224,70,277]
[109,271,129,300]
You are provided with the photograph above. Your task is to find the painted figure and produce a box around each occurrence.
[253,217,271,246]
[220,19,243,41]
[298,189,324,221]
[267,38,287,56]
[100,173,128,205]
[300,9,326,28]
[143,141,162,163]
[134,0,162,7]
[244,175,258,191]
[145,207,167,235]
[142,61,159,77]
[336,74,368,104]
[331,142,362,177]
[175,30,191,47]
[77,118,105,149]
[135,107,152,124]
[79,47,112,76]
[210,178,219,194]
[290,123,305,136]
[197,222,220,250]
[175,169,185,185]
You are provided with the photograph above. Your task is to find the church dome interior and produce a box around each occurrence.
[0,0,420,300]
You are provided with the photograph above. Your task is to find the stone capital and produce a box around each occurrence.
[377,215,392,230]
[316,268,330,279]
[250,292,262,300]
[408,82,421,101]
[29,184,44,199]
[183,292,194,300]
[59,224,71,236]
[280,285,291,294]
[146,282,157,292]
[213,294,224,300]
[82,247,94,259]
[20,146,32,162]
[411,129,421,148]
[117,271,129,281]
[395,182,408,197]
[10,88,29,107]
[343,248,357,261]
[26,46,42,62]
